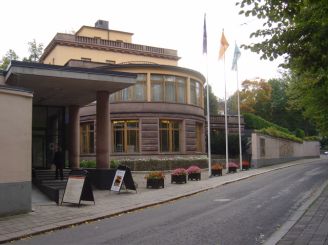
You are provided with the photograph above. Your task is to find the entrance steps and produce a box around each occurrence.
[32,169,71,204]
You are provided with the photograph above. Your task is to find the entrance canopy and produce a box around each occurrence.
[5,61,136,106]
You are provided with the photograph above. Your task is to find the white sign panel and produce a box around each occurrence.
[111,170,126,192]
[62,176,85,204]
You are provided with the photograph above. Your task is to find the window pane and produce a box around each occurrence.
[134,82,145,101]
[172,129,180,152]
[190,80,196,105]
[177,78,186,103]
[160,130,169,152]
[152,82,163,101]
[165,80,176,102]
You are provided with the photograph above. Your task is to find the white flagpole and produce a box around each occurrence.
[206,56,211,176]
[224,49,229,173]
[236,57,242,170]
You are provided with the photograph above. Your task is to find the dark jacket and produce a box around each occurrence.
[53,151,64,168]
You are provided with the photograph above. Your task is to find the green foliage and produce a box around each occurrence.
[0,49,19,70]
[236,0,328,135]
[257,127,303,143]
[243,113,291,134]
[23,39,44,62]
[304,136,320,141]
[80,160,96,168]
[204,85,219,115]
[110,159,120,169]
[211,131,248,156]
[294,128,305,139]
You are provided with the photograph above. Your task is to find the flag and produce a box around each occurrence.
[203,14,207,54]
[231,43,241,71]
[218,31,229,60]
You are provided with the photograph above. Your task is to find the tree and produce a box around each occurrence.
[0,49,19,70]
[239,78,272,120]
[204,85,219,116]
[236,0,328,135]
[23,39,44,62]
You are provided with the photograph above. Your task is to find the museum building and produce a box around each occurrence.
[40,20,206,161]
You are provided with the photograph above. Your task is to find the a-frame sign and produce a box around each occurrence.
[61,169,95,206]
[111,165,137,193]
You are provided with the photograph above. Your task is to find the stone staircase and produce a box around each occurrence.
[32,169,71,204]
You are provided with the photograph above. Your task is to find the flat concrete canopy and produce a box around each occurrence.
[5,61,136,106]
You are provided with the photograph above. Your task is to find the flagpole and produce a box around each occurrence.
[206,55,212,176]
[223,44,229,174]
[235,55,242,170]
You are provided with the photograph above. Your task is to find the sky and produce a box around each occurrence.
[0,0,284,99]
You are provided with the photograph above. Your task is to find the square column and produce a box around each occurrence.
[96,91,110,169]
[68,106,80,169]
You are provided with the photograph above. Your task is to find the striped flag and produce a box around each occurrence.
[231,43,241,71]
[219,31,229,60]
[203,14,207,54]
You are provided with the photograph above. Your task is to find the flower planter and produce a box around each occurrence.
[211,169,222,176]
[228,167,237,173]
[146,178,164,189]
[171,174,187,184]
[188,172,201,181]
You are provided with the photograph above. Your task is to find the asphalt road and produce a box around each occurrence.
[10,160,328,245]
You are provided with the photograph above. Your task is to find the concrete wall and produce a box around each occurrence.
[0,87,33,216]
[251,133,320,168]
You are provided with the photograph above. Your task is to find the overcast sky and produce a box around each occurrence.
[0,0,284,99]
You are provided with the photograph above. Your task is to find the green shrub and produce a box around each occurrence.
[304,136,320,141]
[294,128,305,139]
[110,159,120,169]
[243,113,291,134]
[257,127,303,143]
[210,131,248,156]
[80,160,96,168]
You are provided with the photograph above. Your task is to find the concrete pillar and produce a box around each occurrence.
[96,91,110,169]
[68,106,80,169]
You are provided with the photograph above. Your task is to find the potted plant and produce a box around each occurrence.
[145,171,165,189]
[242,160,250,170]
[211,163,223,176]
[187,165,201,181]
[171,168,187,184]
[228,162,239,173]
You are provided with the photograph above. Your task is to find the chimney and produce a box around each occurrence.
[95,20,109,30]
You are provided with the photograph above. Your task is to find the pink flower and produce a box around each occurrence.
[172,168,187,176]
[187,165,201,174]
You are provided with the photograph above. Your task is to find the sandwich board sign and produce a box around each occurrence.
[61,170,95,206]
[111,165,137,193]
[111,169,125,192]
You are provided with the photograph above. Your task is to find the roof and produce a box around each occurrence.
[4,61,136,106]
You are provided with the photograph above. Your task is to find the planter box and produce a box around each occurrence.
[171,174,187,184]
[228,167,237,173]
[188,172,201,181]
[146,178,164,189]
[211,169,222,176]
[242,165,250,170]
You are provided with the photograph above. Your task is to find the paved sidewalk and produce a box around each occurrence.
[0,158,325,244]
[275,183,328,245]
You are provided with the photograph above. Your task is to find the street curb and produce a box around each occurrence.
[0,158,324,244]
[264,178,328,245]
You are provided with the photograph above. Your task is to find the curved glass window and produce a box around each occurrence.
[110,74,146,102]
[151,74,186,103]
[190,79,202,106]
[112,120,139,153]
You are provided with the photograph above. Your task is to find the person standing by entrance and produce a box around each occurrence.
[53,145,64,180]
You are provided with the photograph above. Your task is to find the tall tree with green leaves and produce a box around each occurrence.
[0,49,19,70]
[204,85,219,116]
[23,39,44,62]
[237,0,328,135]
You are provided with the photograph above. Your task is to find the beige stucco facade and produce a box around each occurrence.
[43,45,178,66]
[0,86,33,215]
[76,26,133,43]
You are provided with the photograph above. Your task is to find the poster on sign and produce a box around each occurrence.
[62,176,85,204]
[111,170,126,192]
